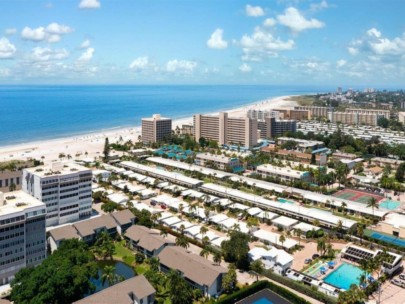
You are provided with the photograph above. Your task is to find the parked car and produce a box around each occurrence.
[150,201,157,206]
[304,258,312,264]
[399,273,405,280]
[161,204,167,209]
[312,254,320,260]
[391,279,405,288]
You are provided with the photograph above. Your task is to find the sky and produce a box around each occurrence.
[0,0,404,86]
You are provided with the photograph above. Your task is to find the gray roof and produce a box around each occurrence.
[111,209,136,226]
[125,225,173,252]
[48,225,80,242]
[73,275,155,304]
[74,215,117,237]
[158,246,227,287]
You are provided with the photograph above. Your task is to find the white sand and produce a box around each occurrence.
[0,95,297,164]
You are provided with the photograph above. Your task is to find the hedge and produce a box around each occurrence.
[262,270,337,304]
[217,280,311,304]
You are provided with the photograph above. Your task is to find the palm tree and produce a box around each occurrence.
[357,224,364,244]
[175,235,189,249]
[341,202,347,214]
[160,226,169,238]
[367,197,379,219]
[295,228,302,246]
[279,233,286,248]
[200,226,208,238]
[249,259,264,281]
[213,251,222,265]
[151,212,162,225]
[200,246,210,259]
[317,237,326,256]
[338,285,367,304]
[101,265,116,286]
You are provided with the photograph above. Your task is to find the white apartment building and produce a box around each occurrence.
[195,153,240,171]
[0,191,47,285]
[22,162,92,227]
[256,164,311,183]
[141,114,172,144]
[193,112,258,148]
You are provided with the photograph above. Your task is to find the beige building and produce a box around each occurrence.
[0,171,22,193]
[329,112,379,126]
[398,112,405,124]
[141,114,172,144]
[193,112,257,148]
[294,106,330,119]
[195,153,240,171]
[345,108,390,119]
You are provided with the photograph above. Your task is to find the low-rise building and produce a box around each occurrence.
[256,164,311,183]
[248,246,293,274]
[0,170,22,193]
[195,153,240,171]
[124,225,174,257]
[379,213,405,239]
[73,275,155,304]
[111,209,136,235]
[371,157,404,169]
[158,246,227,297]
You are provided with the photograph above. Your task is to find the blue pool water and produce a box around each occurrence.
[379,200,401,210]
[370,231,405,248]
[278,198,294,204]
[323,263,364,290]
[254,299,273,304]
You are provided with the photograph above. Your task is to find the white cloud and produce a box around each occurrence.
[263,18,276,27]
[367,28,381,38]
[310,0,328,12]
[21,23,73,43]
[79,0,101,9]
[0,37,16,59]
[348,47,358,55]
[129,56,150,70]
[207,28,228,49]
[277,7,324,32]
[45,23,73,35]
[31,47,69,61]
[21,26,46,41]
[80,39,91,49]
[78,47,95,61]
[336,59,347,67]
[239,26,294,61]
[5,28,17,35]
[166,59,197,73]
[246,4,265,17]
[239,63,252,73]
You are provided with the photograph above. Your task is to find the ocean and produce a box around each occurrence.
[0,85,330,146]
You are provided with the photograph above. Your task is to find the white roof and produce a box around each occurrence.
[152,194,172,204]
[107,193,128,204]
[253,229,298,250]
[272,216,299,228]
[211,236,229,248]
[230,203,250,211]
[138,189,156,197]
[161,216,182,226]
[255,211,279,220]
[0,191,46,217]
[216,198,233,207]
[209,213,229,224]
[247,207,263,216]
[195,230,219,241]
[128,172,147,181]
[292,222,319,233]
[184,225,202,236]
[257,164,305,179]
[171,221,196,231]
[132,202,153,213]
[382,213,405,229]
[248,247,293,266]
[167,200,189,210]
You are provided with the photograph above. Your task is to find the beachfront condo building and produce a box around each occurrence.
[345,108,390,119]
[141,114,172,144]
[22,162,92,227]
[328,112,380,126]
[0,191,46,285]
[195,153,240,171]
[257,117,297,139]
[294,106,331,119]
[246,109,282,120]
[193,112,258,148]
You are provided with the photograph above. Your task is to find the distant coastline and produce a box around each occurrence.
[0,94,298,164]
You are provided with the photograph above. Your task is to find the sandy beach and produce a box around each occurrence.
[0,95,298,164]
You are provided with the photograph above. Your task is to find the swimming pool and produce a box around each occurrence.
[253,299,273,304]
[323,263,364,290]
[278,198,294,204]
[370,231,405,248]
[379,200,401,210]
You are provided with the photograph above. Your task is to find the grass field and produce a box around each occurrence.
[113,241,135,266]
[333,189,383,204]
[286,95,318,106]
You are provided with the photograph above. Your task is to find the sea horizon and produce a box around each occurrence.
[0,84,357,146]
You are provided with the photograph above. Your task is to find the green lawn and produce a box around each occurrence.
[113,241,135,266]
[135,263,150,275]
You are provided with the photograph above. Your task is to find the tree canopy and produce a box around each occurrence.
[10,239,98,304]
[221,230,250,270]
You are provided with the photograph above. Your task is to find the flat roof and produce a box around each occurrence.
[382,213,405,229]
[272,216,299,227]
[196,153,234,163]
[257,164,306,179]
[24,162,90,177]
[0,190,45,217]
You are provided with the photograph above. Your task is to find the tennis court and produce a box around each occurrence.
[370,231,405,248]
[333,189,383,204]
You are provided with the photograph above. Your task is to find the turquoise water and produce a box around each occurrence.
[0,85,327,146]
[323,263,364,290]
[370,231,405,248]
[254,299,273,304]
[278,198,294,204]
[380,200,401,210]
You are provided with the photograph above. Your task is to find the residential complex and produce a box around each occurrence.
[345,108,391,119]
[258,118,297,138]
[195,153,240,171]
[193,112,258,148]
[0,171,22,193]
[256,164,310,183]
[328,111,380,126]
[141,114,172,144]
[22,162,93,227]
[0,191,46,285]
[294,106,331,119]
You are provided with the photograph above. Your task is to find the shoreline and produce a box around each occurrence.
[0,95,298,164]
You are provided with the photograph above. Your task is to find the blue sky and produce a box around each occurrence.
[0,0,404,86]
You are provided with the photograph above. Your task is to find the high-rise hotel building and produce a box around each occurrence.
[0,191,46,285]
[22,163,92,227]
[141,114,172,144]
[193,112,258,148]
